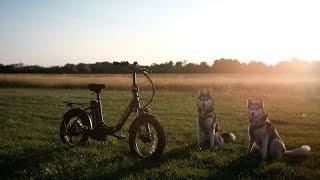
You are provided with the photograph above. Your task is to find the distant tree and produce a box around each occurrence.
[47,66,64,73]
[0,64,16,73]
[76,63,91,73]
[150,61,175,73]
[199,62,211,73]
[0,64,4,72]
[274,61,291,73]
[20,65,46,73]
[290,59,311,73]
[175,61,183,68]
[164,61,174,73]
[1,59,319,74]
[63,64,78,73]
[91,62,113,73]
[12,63,24,68]
[247,61,269,73]
[273,59,311,73]
[174,61,183,73]
[212,58,243,73]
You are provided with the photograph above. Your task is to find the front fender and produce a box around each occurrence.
[129,113,155,132]
[63,108,93,130]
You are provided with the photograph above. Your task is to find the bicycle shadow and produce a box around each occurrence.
[1,142,309,179]
[99,143,309,179]
[89,143,196,179]
[96,143,263,179]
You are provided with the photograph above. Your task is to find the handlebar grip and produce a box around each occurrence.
[141,68,149,74]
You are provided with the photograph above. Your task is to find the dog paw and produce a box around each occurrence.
[239,153,246,158]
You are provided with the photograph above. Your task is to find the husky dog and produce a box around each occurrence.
[196,90,236,150]
[246,98,311,159]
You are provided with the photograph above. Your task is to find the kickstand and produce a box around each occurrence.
[111,131,126,139]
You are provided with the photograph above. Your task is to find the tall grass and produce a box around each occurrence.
[0,74,319,94]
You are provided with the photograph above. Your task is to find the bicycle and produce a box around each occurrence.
[60,61,166,159]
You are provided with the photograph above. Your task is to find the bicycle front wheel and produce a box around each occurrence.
[129,116,166,160]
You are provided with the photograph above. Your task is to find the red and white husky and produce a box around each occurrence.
[196,90,236,150]
[246,98,311,159]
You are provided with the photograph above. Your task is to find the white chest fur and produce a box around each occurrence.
[251,125,267,148]
[200,117,214,129]
[253,125,267,139]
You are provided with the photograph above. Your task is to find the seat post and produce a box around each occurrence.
[95,92,104,123]
[96,92,101,104]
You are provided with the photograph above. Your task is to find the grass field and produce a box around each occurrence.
[0,74,320,179]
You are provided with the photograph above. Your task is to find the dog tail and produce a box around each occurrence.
[285,145,311,157]
[220,133,236,142]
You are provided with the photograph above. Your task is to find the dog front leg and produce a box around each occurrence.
[197,131,201,147]
[246,136,255,155]
[261,135,269,159]
[196,117,203,148]
[209,128,216,150]
[197,130,206,148]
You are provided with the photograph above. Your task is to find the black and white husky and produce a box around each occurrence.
[196,90,236,150]
[246,98,311,159]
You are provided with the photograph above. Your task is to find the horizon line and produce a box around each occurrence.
[1,57,319,67]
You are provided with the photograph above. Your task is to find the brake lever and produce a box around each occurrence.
[141,68,150,74]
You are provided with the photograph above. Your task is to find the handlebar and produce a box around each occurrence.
[113,61,154,108]
[113,61,149,74]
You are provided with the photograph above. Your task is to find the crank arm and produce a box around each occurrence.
[111,132,126,139]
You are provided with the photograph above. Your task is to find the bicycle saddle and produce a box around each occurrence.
[88,84,106,93]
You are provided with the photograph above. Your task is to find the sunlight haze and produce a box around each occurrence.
[0,0,319,66]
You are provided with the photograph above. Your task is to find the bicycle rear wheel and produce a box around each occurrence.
[60,109,91,146]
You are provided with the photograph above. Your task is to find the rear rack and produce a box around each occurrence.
[63,101,87,108]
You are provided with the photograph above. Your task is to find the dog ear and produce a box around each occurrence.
[207,89,214,97]
[247,98,253,107]
[206,89,210,95]
[259,98,264,108]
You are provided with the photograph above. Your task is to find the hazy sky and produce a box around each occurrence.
[1,0,320,66]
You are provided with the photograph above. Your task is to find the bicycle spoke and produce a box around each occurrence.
[134,122,159,157]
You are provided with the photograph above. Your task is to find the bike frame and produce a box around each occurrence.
[86,62,147,135]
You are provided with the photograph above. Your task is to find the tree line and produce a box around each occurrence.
[1,58,320,74]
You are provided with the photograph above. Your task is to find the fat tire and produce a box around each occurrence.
[60,109,90,146]
[129,116,166,160]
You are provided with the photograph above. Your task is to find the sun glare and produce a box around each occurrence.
[154,0,320,65]
[0,0,320,65]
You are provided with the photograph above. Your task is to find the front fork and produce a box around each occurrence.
[133,86,152,141]
[137,108,152,143]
